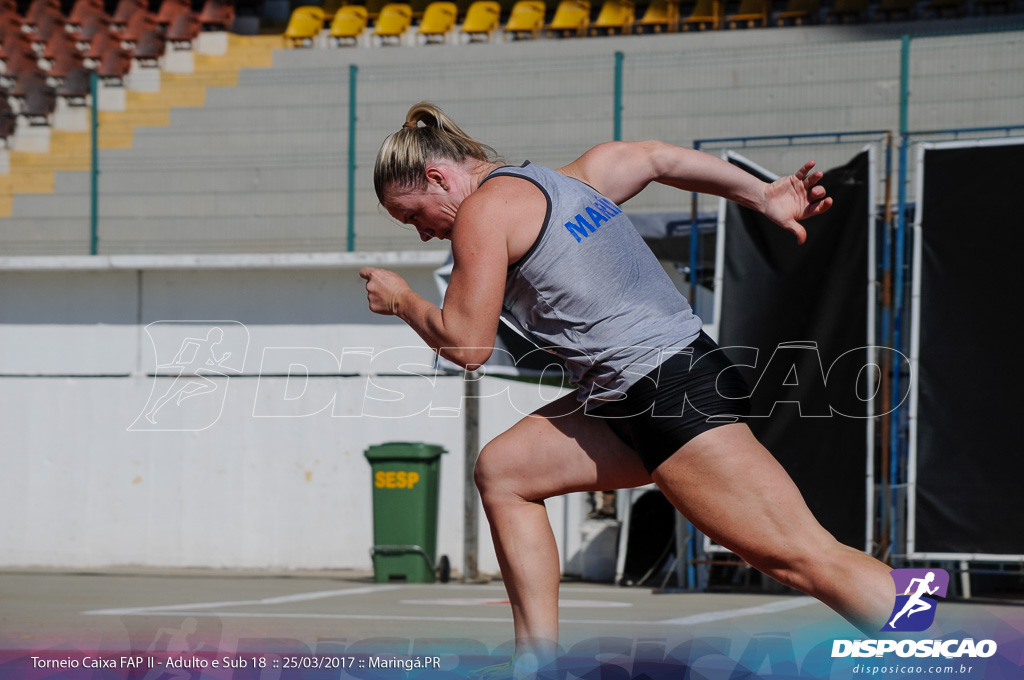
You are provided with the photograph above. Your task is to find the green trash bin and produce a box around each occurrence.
[364,442,449,583]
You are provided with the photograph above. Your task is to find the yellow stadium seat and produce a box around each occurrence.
[680,0,721,30]
[419,0,458,42]
[591,0,632,34]
[504,0,545,38]
[374,2,413,43]
[284,6,325,47]
[462,0,501,40]
[774,0,819,24]
[330,4,368,45]
[634,0,678,31]
[726,0,768,27]
[547,0,590,36]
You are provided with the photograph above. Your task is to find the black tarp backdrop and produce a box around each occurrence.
[719,151,871,550]
[914,141,1024,557]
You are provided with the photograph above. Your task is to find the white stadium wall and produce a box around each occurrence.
[0,253,585,572]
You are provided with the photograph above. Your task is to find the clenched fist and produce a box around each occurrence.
[359,267,412,316]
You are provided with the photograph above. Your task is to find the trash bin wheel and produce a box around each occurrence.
[437,554,451,583]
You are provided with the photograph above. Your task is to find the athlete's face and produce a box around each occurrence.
[384,183,458,242]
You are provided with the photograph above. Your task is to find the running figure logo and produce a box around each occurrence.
[129,321,249,432]
[882,568,949,632]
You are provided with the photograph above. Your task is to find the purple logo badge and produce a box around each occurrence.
[881,569,949,632]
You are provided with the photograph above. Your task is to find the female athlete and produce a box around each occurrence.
[360,102,895,674]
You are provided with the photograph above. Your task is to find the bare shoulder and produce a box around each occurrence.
[557,141,631,179]
[454,175,548,264]
[557,141,666,203]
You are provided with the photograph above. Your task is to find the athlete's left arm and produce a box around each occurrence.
[560,141,832,244]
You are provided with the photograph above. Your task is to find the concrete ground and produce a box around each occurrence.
[1,568,1022,678]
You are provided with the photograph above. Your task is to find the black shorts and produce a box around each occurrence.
[587,331,752,473]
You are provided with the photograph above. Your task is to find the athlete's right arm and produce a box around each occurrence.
[361,181,538,369]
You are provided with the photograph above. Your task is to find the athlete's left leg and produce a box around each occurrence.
[650,423,895,634]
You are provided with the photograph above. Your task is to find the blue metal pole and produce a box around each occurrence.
[899,35,911,137]
[686,140,702,589]
[90,70,99,255]
[880,132,894,557]
[347,64,358,252]
[889,34,911,560]
[880,137,893,366]
[689,142,701,315]
[613,51,623,142]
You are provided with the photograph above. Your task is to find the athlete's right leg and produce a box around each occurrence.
[473,392,651,667]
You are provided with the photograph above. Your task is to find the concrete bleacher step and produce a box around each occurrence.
[51,165,344,195]
[195,35,278,76]
[12,188,345,219]
[128,130,348,157]
[0,34,280,219]
[0,162,55,207]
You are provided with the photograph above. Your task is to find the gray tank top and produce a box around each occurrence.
[482,162,702,403]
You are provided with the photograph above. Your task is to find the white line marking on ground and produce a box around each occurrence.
[400,599,632,608]
[428,585,629,594]
[260,586,404,605]
[83,610,521,623]
[81,584,817,629]
[83,597,817,628]
[659,597,818,625]
[81,585,404,616]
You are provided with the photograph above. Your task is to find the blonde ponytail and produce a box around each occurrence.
[373,102,498,202]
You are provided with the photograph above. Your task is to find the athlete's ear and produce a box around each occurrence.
[424,165,448,191]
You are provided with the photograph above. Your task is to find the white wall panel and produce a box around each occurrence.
[0,271,139,375]
[0,259,589,573]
